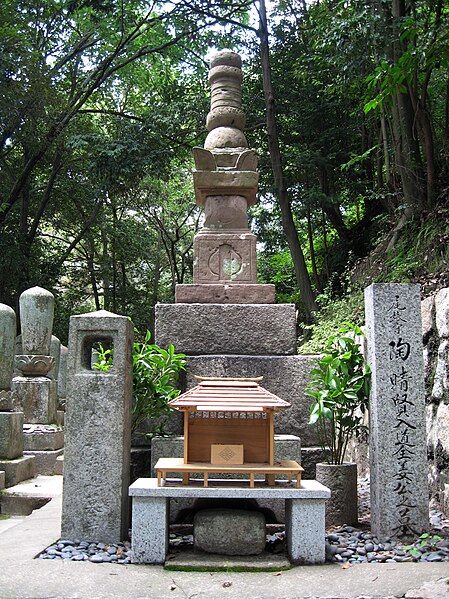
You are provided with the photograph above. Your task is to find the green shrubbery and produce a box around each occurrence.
[306,323,371,464]
[93,330,185,435]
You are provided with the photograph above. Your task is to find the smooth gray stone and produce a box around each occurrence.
[62,310,133,544]
[194,508,266,556]
[155,303,297,355]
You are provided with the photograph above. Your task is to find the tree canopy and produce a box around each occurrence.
[1,0,448,344]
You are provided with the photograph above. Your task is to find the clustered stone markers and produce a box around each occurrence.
[13,287,58,423]
[365,283,428,539]
[62,310,133,543]
[0,303,34,488]
[11,287,64,476]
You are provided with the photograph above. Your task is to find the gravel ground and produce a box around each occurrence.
[39,476,449,564]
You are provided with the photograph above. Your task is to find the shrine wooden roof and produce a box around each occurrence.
[168,378,291,412]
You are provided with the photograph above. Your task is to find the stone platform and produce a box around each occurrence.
[155,303,297,355]
[175,284,275,304]
[165,549,291,571]
[151,434,302,523]
[129,478,330,565]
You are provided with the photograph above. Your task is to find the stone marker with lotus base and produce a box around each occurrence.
[11,287,64,475]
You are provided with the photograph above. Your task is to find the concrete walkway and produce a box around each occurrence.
[0,496,448,599]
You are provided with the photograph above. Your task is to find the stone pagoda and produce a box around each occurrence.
[175,49,274,305]
[154,50,318,500]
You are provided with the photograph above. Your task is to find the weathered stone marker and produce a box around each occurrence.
[13,287,57,423]
[0,303,35,487]
[62,310,133,543]
[365,283,428,539]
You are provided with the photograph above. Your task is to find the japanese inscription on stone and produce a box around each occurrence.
[365,283,428,540]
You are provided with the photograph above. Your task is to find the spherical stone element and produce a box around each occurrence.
[0,303,16,390]
[204,126,247,150]
[19,286,55,355]
[209,49,242,69]
[206,107,246,132]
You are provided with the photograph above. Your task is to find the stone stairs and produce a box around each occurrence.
[0,474,62,516]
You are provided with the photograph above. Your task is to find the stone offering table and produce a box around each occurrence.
[129,478,330,565]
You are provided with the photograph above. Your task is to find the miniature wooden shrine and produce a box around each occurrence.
[154,377,303,488]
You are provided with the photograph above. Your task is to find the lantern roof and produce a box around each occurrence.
[168,377,290,412]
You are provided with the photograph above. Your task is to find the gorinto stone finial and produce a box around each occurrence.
[192,49,259,206]
[205,49,247,151]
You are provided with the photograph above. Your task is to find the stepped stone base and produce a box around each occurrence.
[175,284,275,304]
[155,303,297,355]
[0,474,62,515]
[0,455,35,487]
[23,424,64,451]
[23,448,64,476]
[185,354,318,446]
[0,470,5,490]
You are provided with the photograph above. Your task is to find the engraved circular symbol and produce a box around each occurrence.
[208,244,243,280]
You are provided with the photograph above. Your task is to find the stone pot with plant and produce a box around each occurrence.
[307,323,371,527]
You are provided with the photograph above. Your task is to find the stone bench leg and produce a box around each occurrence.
[131,497,169,564]
[285,498,326,564]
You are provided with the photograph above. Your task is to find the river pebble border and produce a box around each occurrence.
[38,477,449,564]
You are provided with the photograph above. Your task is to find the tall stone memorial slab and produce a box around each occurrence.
[365,283,428,539]
[62,310,133,543]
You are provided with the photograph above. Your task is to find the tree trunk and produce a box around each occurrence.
[306,205,322,293]
[391,0,425,219]
[258,0,317,321]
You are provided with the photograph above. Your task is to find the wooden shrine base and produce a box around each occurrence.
[154,457,304,488]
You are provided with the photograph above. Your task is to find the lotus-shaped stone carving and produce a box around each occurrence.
[15,354,54,377]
